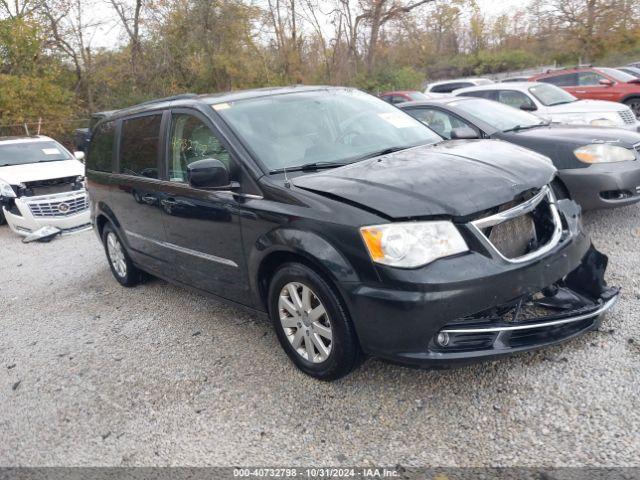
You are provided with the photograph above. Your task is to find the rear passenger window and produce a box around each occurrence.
[88,121,115,172]
[539,73,578,87]
[119,114,162,178]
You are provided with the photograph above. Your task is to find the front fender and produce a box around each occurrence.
[248,227,361,308]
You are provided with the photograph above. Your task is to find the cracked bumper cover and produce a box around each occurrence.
[340,199,619,366]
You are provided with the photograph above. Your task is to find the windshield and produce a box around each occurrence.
[529,83,577,106]
[598,68,636,83]
[213,89,441,171]
[450,98,546,131]
[0,140,72,166]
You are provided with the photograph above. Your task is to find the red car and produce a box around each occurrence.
[530,67,640,118]
[379,90,430,104]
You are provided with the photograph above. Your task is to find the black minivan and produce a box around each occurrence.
[87,86,618,380]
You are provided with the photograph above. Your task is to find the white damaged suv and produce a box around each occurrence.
[0,136,91,237]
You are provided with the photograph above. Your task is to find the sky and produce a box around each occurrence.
[88,0,527,50]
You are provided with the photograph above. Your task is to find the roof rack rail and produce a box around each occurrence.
[130,93,199,108]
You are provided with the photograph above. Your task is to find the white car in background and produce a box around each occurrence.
[0,136,91,237]
[455,82,640,131]
[424,77,493,96]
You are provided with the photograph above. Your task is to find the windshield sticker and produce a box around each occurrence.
[42,148,61,155]
[378,112,416,128]
[212,103,231,111]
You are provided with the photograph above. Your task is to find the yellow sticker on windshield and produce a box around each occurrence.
[212,103,231,111]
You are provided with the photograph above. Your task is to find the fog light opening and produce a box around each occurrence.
[436,332,450,347]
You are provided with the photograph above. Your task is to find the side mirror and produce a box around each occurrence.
[520,103,537,112]
[599,78,614,86]
[74,151,85,162]
[187,158,230,189]
[450,127,479,140]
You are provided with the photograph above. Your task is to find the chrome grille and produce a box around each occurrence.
[470,186,563,263]
[619,109,636,124]
[28,194,88,218]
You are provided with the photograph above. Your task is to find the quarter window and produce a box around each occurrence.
[169,114,233,182]
[88,121,115,172]
[119,115,162,178]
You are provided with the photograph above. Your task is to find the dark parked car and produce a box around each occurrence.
[399,97,640,210]
[86,86,618,380]
[74,110,116,153]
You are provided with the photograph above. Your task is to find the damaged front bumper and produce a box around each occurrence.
[2,190,92,237]
[341,198,619,367]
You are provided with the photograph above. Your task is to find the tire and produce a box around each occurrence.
[0,208,5,225]
[268,262,361,380]
[624,97,640,119]
[101,223,143,287]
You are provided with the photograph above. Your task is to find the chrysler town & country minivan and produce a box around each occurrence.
[86,87,618,380]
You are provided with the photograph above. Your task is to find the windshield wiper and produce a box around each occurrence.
[354,146,409,161]
[503,123,547,133]
[270,161,348,174]
[548,100,575,106]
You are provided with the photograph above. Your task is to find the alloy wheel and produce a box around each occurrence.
[278,282,333,363]
[106,232,127,278]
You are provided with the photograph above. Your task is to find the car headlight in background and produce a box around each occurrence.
[360,221,468,268]
[0,179,16,198]
[555,112,621,127]
[589,118,617,127]
[574,144,636,164]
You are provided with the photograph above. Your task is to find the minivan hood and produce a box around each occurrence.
[0,159,84,185]
[293,140,556,219]
[548,99,627,114]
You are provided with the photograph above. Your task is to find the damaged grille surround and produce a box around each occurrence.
[467,185,563,264]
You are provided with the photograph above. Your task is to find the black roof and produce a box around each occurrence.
[103,85,344,122]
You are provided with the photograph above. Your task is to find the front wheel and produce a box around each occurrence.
[102,223,143,287]
[268,263,361,380]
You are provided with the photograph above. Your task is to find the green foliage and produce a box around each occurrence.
[0,74,75,138]
[0,17,46,76]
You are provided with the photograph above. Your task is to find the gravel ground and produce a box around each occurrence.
[0,206,639,467]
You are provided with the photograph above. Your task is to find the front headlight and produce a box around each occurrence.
[574,144,636,164]
[589,118,617,127]
[360,221,468,268]
[0,179,16,198]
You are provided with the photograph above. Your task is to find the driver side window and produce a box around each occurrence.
[497,90,536,110]
[169,114,232,182]
[409,108,471,139]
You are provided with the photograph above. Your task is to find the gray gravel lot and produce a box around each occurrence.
[0,206,639,467]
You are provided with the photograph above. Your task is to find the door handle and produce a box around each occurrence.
[575,90,587,94]
[141,194,158,205]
